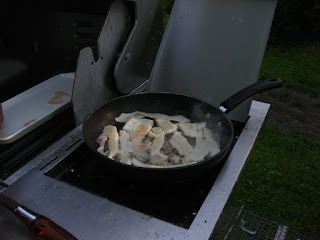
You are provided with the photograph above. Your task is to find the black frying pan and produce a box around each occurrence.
[83,78,283,183]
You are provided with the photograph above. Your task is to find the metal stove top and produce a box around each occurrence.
[0,108,75,182]
[0,100,269,240]
[44,119,243,230]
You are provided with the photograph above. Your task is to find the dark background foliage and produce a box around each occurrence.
[269,0,320,44]
[163,0,320,44]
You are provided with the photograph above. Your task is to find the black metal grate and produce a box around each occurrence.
[0,109,75,182]
[213,206,316,240]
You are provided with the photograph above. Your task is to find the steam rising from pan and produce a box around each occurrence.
[189,102,230,149]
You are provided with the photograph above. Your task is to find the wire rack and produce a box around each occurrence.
[213,206,316,240]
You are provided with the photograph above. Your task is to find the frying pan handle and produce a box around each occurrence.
[219,78,283,113]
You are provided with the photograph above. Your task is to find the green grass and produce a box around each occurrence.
[234,40,320,235]
[232,124,320,237]
[259,41,320,97]
[163,0,175,27]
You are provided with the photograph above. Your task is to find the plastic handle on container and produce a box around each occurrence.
[220,78,283,114]
[29,216,78,240]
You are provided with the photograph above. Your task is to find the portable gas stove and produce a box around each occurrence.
[0,101,270,240]
[0,0,277,239]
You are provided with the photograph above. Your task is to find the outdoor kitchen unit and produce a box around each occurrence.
[0,0,278,239]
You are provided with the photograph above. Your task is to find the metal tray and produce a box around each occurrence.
[0,73,75,144]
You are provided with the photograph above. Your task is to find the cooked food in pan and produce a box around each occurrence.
[96,111,220,168]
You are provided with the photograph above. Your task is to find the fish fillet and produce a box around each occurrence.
[183,127,220,162]
[96,134,107,144]
[97,137,107,155]
[132,124,151,142]
[115,111,190,123]
[183,137,211,163]
[119,130,132,152]
[123,117,154,140]
[178,122,197,137]
[149,127,165,154]
[97,112,219,168]
[96,126,110,154]
[177,122,207,138]
[96,125,111,144]
[131,139,151,161]
[196,122,206,138]
[169,132,193,156]
[169,154,181,164]
[117,150,132,165]
[100,125,119,159]
[148,130,156,138]
[115,112,144,122]
[131,158,195,168]
[131,158,162,168]
[149,152,168,165]
[204,127,220,157]
[155,119,177,134]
